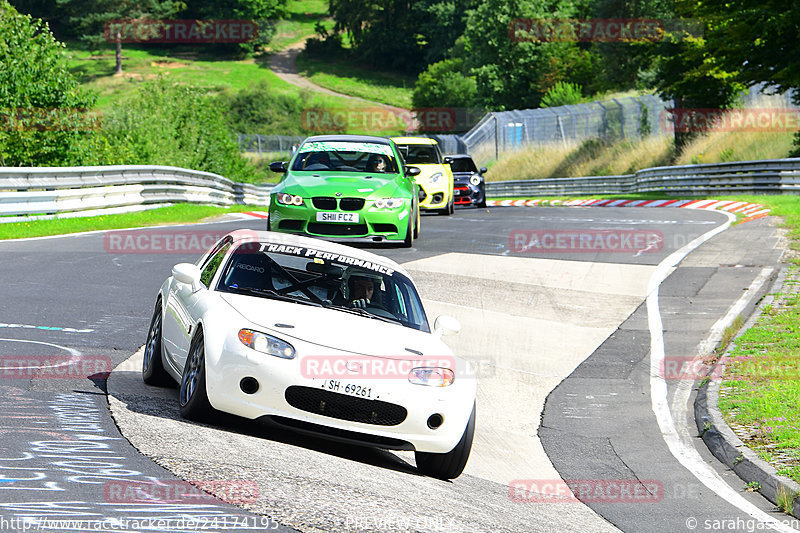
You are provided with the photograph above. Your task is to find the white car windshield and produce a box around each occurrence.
[218,241,430,332]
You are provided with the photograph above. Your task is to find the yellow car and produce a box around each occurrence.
[391,137,454,215]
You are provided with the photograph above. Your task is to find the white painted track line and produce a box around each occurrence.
[647,212,796,532]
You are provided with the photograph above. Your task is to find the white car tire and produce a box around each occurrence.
[179,329,214,420]
[142,299,172,387]
[415,402,475,479]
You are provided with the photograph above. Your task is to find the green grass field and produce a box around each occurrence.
[0,204,261,240]
[68,46,300,108]
[269,0,334,51]
[67,45,406,135]
[294,54,414,109]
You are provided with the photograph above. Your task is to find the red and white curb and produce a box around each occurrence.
[486,199,770,222]
[233,211,269,220]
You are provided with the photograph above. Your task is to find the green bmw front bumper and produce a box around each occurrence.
[269,196,413,242]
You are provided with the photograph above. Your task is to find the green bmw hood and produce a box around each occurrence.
[274,171,409,199]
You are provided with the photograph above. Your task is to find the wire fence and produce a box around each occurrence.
[461,95,670,164]
[237,85,797,164]
[237,134,305,155]
[237,133,467,156]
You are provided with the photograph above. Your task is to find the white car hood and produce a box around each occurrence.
[219,293,450,358]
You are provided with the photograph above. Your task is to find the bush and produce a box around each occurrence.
[540,82,584,108]
[95,78,262,183]
[220,81,309,135]
[0,1,97,166]
[412,59,477,109]
[304,34,345,59]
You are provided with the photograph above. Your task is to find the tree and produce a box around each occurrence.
[412,59,477,108]
[651,2,744,151]
[588,0,673,92]
[178,0,287,55]
[459,0,593,110]
[681,0,800,152]
[0,1,97,166]
[57,0,185,74]
[540,81,583,107]
[330,0,421,72]
[329,0,474,72]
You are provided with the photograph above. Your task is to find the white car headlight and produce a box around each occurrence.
[470,175,481,186]
[276,193,304,206]
[238,329,296,359]
[408,367,455,387]
[374,198,405,209]
[429,172,443,184]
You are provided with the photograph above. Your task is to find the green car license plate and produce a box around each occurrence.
[316,212,359,223]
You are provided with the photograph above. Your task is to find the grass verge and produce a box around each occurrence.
[484,130,796,182]
[295,53,414,109]
[0,204,261,241]
[718,268,800,484]
[709,195,800,486]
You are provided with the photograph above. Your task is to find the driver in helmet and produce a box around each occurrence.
[344,270,381,309]
[350,276,374,308]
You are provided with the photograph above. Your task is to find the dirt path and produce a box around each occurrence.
[268,40,417,132]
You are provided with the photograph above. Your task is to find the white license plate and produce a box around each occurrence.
[316,212,359,223]
[322,379,376,399]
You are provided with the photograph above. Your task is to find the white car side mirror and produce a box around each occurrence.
[433,315,461,337]
[172,263,202,289]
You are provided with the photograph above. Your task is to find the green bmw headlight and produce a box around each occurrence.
[276,193,304,206]
[374,198,405,209]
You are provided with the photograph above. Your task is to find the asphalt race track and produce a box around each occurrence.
[0,206,794,532]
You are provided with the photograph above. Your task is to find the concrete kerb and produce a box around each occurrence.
[694,265,800,518]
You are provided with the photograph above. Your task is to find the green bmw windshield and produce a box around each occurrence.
[291,141,399,173]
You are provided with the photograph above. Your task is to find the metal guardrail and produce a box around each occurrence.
[0,165,273,222]
[485,158,800,197]
[4,159,798,223]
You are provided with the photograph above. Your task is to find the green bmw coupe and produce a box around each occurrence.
[268,135,422,247]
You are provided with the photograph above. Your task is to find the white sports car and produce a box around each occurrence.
[142,230,476,479]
